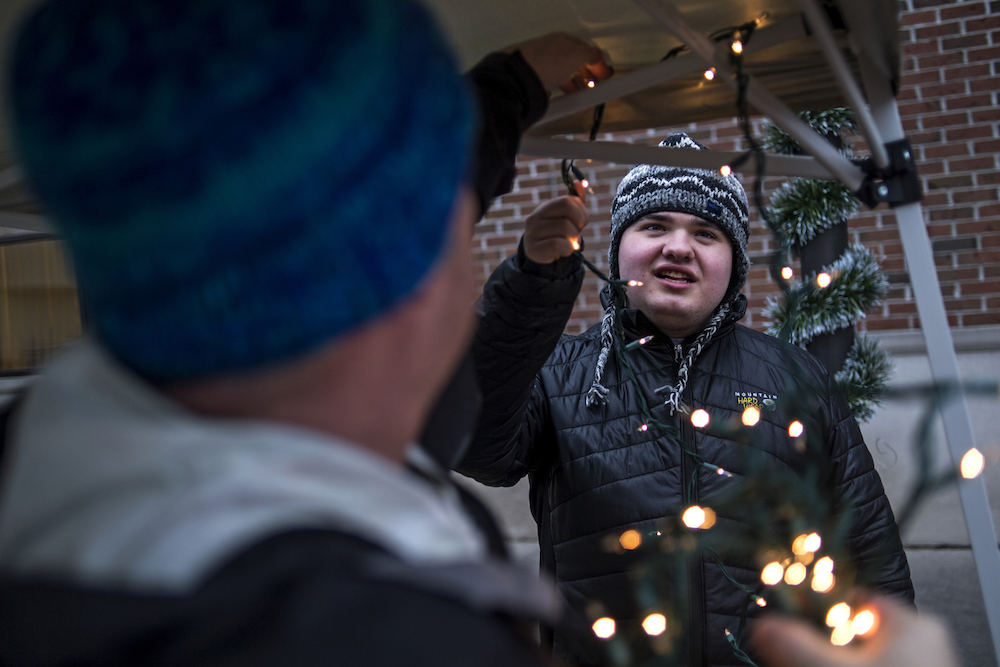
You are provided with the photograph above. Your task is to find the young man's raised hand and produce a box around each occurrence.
[522,193,589,265]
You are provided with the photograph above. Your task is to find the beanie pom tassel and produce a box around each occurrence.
[586,382,609,407]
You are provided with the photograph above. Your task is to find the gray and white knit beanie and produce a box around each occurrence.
[586,133,751,412]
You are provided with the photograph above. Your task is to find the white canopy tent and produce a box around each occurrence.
[0,0,996,659]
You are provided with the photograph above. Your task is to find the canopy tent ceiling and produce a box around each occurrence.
[425,0,900,136]
[0,0,902,233]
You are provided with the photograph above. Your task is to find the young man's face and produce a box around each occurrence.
[617,210,733,339]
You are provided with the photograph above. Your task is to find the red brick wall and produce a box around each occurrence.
[472,0,1000,336]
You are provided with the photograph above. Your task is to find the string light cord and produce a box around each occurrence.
[728,24,797,296]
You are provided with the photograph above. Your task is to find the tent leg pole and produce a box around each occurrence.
[861,58,1000,665]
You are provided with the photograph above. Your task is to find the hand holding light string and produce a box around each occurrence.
[521,193,589,265]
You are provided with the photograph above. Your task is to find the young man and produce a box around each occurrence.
[0,0,607,664]
[460,134,914,667]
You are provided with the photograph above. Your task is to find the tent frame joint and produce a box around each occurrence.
[854,137,923,208]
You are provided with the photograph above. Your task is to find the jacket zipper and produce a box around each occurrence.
[676,358,705,667]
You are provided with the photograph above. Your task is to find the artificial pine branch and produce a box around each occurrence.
[768,179,859,252]
[835,334,894,422]
[765,246,888,347]
[762,109,858,156]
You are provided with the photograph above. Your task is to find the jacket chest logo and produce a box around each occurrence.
[735,391,778,411]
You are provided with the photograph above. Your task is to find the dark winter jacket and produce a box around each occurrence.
[459,249,914,667]
[0,529,553,667]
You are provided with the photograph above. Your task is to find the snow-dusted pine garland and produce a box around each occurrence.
[762,110,892,421]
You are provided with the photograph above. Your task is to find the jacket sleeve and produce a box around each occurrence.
[466,51,549,217]
[826,392,915,604]
[456,246,584,487]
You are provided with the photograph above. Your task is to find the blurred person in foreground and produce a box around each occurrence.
[0,0,609,663]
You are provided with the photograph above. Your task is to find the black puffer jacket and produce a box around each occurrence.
[460,250,913,667]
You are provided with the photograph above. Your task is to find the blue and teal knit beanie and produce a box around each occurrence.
[9,0,475,381]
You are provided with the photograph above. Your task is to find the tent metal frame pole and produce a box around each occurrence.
[0,211,50,234]
[796,0,889,169]
[858,55,1000,664]
[538,14,807,127]
[0,166,22,191]
[519,137,835,179]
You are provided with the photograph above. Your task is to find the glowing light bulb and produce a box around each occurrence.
[628,280,644,287]
[625,336,656,352]
[761,562,784,585]
[731,40,744,54]
[704,68,716,80]
[570,238,581,251]
[691,409,710,428]
[793,532,821,555]
[831,623,856,646]
[682,505,716,529]
[811,571,835,593]
[719,165,732,177]
[593,617,616,639]
[682,506,706,528]
[816,272,832,288]
[962,447,985,479]
[587,79,596,88]
[826,603,852,628]
[620,529,642,550]
[781,266,794,280]
[784,562,807,585]
[815,556,835,575]
[742,406,761,426]
[788,421,804,438]
[755,596,767,607]
[638,423,649,432]
[851,609,877,636]
[642,613,667,636]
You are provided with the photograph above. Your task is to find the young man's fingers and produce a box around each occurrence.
[529,196,587,228]
[524,237,579,265]
[526,217,583,244]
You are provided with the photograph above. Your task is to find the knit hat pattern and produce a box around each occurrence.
[10,0,475,381]
[608,134,750,303]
